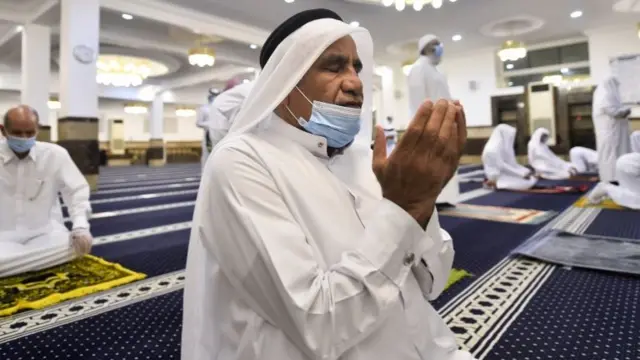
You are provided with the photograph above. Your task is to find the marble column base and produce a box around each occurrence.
[147,138,165,167]
[37,125,51,142]
[57,116,100,191]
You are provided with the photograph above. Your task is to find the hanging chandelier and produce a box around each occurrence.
[498,40,527,62]
[124,103,148,114]
[188,47,215,67]
[380,0,447,11]
[95,55,164,87]
[175,107,197,117]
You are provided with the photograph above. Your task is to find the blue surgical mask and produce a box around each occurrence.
[287,87,361,148]
[6,135,36,153]
[434,44,444,58]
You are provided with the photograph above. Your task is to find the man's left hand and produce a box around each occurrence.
[70,228,93,256]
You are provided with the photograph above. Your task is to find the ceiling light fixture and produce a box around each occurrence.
[122,13,133,20]
[124,103,148,114]
[570,10,583,18]
[497,40,527,62]
[188,47,215,67]
[48,98,61,110]
[379,0,452,11]
[452,34,462,41]
[350,21,360,27]
[506,63,514,70]
[175,107,197,117]
[250,44,258,49]
[284,0,294,3]
[15,26,23,33]
[96,56,158,87]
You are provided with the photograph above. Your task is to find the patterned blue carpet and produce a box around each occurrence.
[1,163,638,360]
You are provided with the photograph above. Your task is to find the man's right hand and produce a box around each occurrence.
[372,99,466,225]
[70,228,94,256]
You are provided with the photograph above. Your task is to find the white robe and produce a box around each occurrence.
[0,141,91,277]
[528,128,574,179]
[183,118,473,360]
[592,76,631,182]
[407,56,459,204]
[569,147,598,173]
[631,131,640,153]
[208,82,254,151]
[380,117,397,156]
[483,124,537,190]
[590,153,640,210]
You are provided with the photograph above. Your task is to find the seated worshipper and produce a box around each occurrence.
[528,128,578,179]
[569,146,598,173]
[182,9,476,360]
[482,124,537,190]
[588,152,640,210]
[207,80,254,150]
[0,105,92,278]
[632,130,640,153]
[381,116,397,155]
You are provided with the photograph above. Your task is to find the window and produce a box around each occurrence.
[528,48,561,68]
[559,43,589,63]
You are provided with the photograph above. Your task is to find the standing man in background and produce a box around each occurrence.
[407,34,459,205]
[207,80,253,151]
[592,75,632,182]
[196,89,218,169]
[381,116,397,156]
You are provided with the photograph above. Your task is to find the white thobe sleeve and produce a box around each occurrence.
[199,147,427,360]
[501,155,531,178]
[58,149,91,229]
[195,105,209,129]
[411,210,454,300]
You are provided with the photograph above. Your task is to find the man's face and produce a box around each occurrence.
[282,35,364,123]
[540,134,548,144]
[1,113,38,139]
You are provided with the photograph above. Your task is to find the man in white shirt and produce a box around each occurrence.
[182,9,474,360]
[207,81,254,150]
[407,34,460,205]
[0,105,93,278]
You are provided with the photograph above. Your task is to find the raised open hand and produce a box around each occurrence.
[372,99,467,225]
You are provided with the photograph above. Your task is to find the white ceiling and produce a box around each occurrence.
[0,0,637,97]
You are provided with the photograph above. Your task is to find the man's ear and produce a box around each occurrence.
[0,124,6,137]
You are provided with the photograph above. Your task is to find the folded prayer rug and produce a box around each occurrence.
[573,196,627,210]
[439,203,557,225]
[444,268,472,291]
[0,255,145,317]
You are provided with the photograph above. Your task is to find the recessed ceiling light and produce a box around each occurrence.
[506,63,514,70]
[243,79,250,83]
[250,44,258,49]
[246,67,256,72]
[561,67,570,74]
[284,0,294,3]
[349,21,360,27]
[452,34,462,41]
[508,81,514,86]
[15,26,23,33]
[122,13,133,20]
[570,10,582,18]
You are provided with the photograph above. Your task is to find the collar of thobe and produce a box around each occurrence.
[0,140,37,164]
[267,116,330,159]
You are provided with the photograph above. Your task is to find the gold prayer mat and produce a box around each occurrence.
[0,255,145,317]
[445,269,472,291]
[573,196,627,210]
[440,203,557,225]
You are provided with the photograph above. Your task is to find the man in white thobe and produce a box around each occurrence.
[588,152,640,210]
[592,75,632,182]
[196,90,218,169]
[569,146,598,173]
[483,124,537,190]
[407,33,459,205]
[528,128,578,179]
[631,130,640,153]
[380,116,398,156]
[182,9,475,360]
[0,105,93,278]
[207,81,254,151]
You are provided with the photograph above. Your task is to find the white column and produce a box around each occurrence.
[378,66,395,126]
[149,95,164,140]
[20,24,51,125]
[59,0,99,118]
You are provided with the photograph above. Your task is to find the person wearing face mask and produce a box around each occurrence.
[592,74,632,182]
[0,105,93,278]
[407,34,459,205]
[182,9,475,360]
